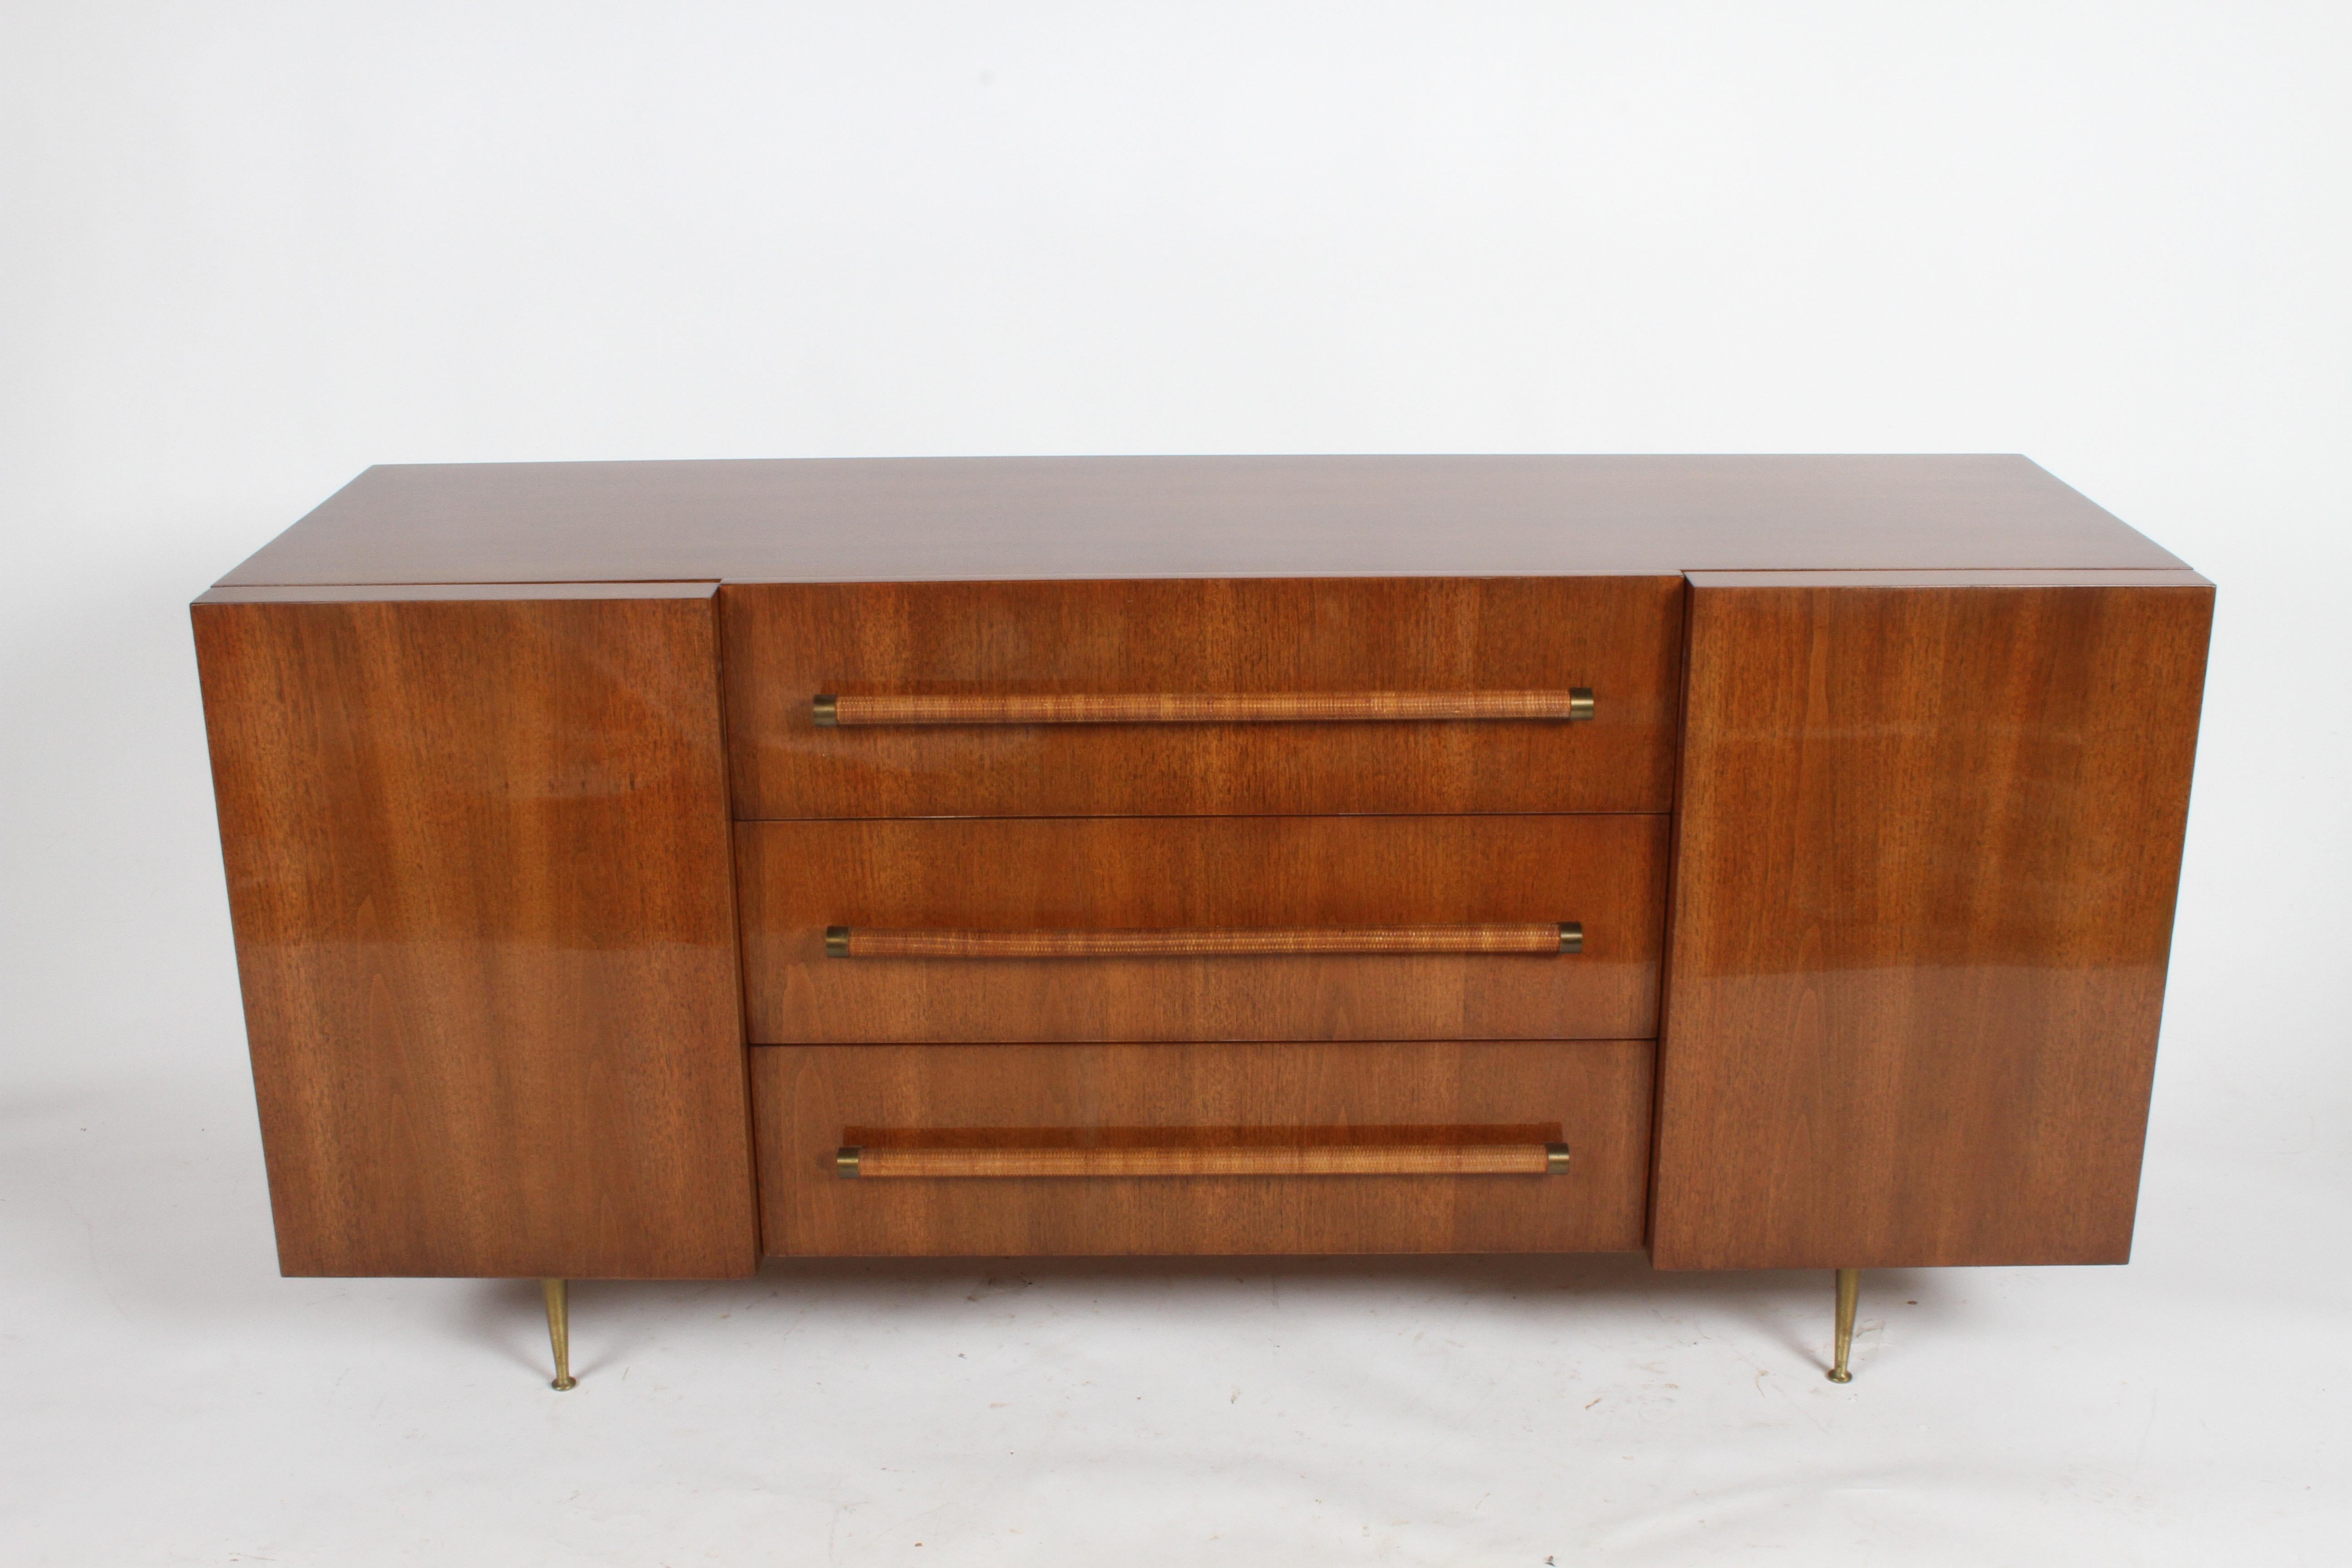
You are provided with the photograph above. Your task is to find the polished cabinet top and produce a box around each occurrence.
[216,455,2187,587]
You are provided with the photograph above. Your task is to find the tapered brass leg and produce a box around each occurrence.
[1827,1267,1859,1383]
[541,1278,577,1391]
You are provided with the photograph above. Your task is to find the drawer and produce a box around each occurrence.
[753,1040,1654,1255]
[720,576,1683,819]
[736,814,1667,1043]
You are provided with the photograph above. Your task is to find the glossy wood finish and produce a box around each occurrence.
[828,923,1578,958]
[219,455,2186,586]
[725,577,1680,818]
[738,815,1668,1043]
[839,1141,1567,1178]
[192,458,2215,1291]
[821,689,1594,725]
[191,585,758,1278]
[1651,578,2214,1270]
[756,1041,1653,1254]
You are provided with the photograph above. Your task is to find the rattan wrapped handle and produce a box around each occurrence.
[836,1142,1573,1178]
[824,923,1582,958]
[813,689,1594,726]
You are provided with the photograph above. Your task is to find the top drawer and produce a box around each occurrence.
[721,576,1683,819]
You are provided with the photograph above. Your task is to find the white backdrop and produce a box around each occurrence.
[3,4,2346,1563]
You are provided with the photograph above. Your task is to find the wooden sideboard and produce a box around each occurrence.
[192,456,2211,1389]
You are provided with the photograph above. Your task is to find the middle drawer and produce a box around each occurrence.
[737,814,1668,1042]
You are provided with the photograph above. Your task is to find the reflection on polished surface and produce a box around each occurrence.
[1655,581,2213,1269]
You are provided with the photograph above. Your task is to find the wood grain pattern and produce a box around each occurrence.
[842,1142,1566,1178]
[757,1042,1651,1254]
[217,455,2187,586]
[726,577,1679,818]
[191,585,758,1278]
[739,815,1666,1042]
[1651,578,2214,1270]
[822,689,1593,725]
[830,923,1577,958]
[187,458,2212,1284]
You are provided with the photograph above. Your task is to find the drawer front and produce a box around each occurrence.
[754,1041,1654,1255]
[737,814,1667,1043]
[721,576,1683,819]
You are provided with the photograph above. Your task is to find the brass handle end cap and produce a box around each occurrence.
[1558,922,1583,954]
[824,926,851,957]
[1545,1142,1572,1175]
[1568,687,1595,721]
[836,1146,862,1178]
[813,695,838,726]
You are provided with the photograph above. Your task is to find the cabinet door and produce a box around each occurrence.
[1652,570,2213,1269]
[194,583,756,1278]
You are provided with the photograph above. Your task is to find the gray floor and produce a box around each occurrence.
[2,1036,2341,1565]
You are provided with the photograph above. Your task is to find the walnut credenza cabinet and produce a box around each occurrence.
[192,456,2211,1389]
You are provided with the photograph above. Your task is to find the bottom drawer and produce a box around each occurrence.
[752,1041,1653,1256]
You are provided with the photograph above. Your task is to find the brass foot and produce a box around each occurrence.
[1827,1267,1859,1383]
[542,1278,577,1391]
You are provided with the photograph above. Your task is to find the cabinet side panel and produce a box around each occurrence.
[1652,582,2211,1269]
[193,588,757,1277]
